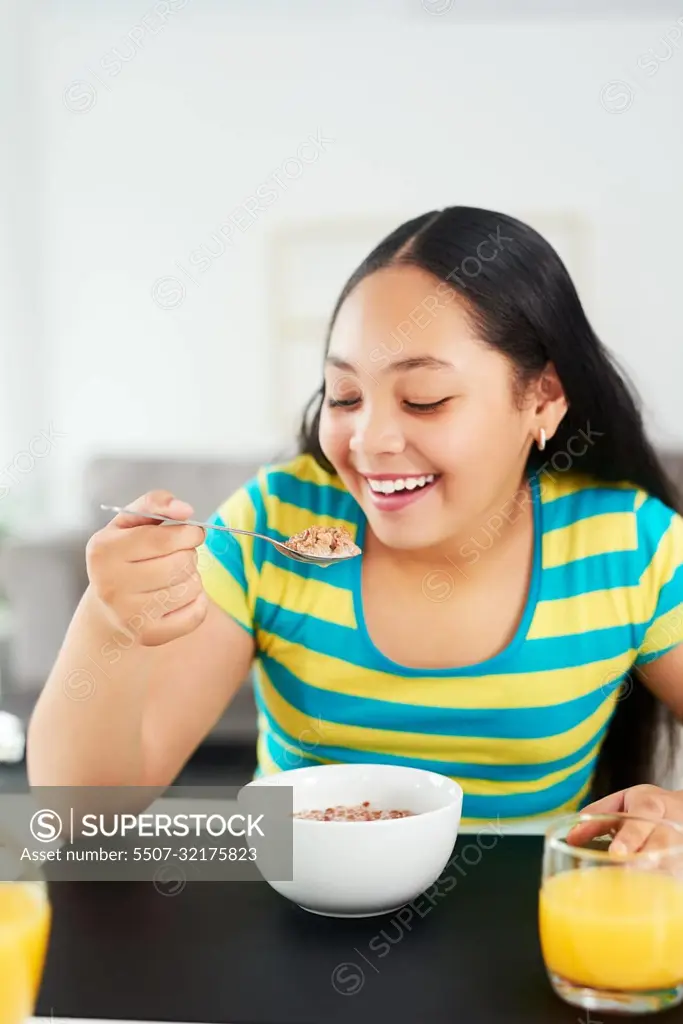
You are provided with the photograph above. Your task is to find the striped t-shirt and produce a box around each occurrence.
[198,453,683,824]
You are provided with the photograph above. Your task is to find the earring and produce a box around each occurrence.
[537,428,546,452]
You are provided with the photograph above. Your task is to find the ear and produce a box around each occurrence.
[532,363,568,441]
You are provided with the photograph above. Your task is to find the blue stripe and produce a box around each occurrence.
[204,518,249,589]
[543,485,637,528]
[460,759,595,820]
[259,654,616,739]
[636,495,675,561]
[265,730,323,771]
[265,471,360,521]
[637,642,682,666]
[255,686,612,780]
[256,602,640,675]
[207,478,269,574]
[541,550,647,600]
[649,565,683,621]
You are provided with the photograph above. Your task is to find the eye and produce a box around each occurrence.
[404,398,452,413]
[326,396,361,408]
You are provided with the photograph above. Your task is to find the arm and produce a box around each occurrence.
[573,500,683,853]
[27,586,255,789]
[573,621,683,855]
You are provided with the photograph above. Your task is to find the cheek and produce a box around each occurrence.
[434,399,524,474]
[318,411,351,466]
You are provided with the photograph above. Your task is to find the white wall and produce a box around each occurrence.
[4,0,683,528]
[0,0,47,526]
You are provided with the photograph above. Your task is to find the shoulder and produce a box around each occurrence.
[537,468,683,573]
[632,489,683,580]
[213,453,361,533]
[259,454,351,507]
[537,470,642,539]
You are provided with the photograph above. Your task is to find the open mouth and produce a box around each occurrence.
[362,473,441,511]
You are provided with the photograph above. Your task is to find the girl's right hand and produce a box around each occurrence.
[85,490,209,646]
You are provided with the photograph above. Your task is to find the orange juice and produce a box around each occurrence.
[0,882,51,1024]
[540,866,683,991]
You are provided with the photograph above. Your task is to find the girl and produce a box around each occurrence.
[28,206,683,851]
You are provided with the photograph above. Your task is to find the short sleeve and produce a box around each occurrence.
[634,494,683,665]
[197,476,265,636]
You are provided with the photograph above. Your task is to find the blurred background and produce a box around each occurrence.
[1,0,682,782]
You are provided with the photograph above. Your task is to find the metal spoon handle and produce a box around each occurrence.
[99,504,257,538]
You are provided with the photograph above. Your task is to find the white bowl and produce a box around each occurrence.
[242,763,463,918]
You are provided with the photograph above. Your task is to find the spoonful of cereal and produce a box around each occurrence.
[100,506,362,568]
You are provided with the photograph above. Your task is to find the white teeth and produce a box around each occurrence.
[367,474,436,495]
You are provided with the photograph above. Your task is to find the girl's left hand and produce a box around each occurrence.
[567,785,683,855]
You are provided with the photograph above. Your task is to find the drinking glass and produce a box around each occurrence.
[540,812,683,1015]
[0,830,51,1024]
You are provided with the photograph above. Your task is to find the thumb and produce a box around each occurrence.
[109,490,194,530]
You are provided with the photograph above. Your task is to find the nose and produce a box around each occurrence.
[349,402,405,457]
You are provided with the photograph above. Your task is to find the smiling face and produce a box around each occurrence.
[318,264,560,553]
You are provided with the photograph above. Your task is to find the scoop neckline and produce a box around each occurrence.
[350,472,543,677]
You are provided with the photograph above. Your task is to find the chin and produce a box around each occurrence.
[365,515,447,552]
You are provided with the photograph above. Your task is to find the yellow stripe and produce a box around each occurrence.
[263,494,360,545]
[198,548,252,630]
[543,512,637,568]
[456,741,600,797]
[214,484,260,607]
[529,589,638,638]
[539,472,600,501]
[540,474,635,503]
[634,489,647,512]
[259,562,356,628]
[217,483,257,531]
[264,453,348,491]
[256,667,618,767]
[255,631,634,710]
[640,605,683,659]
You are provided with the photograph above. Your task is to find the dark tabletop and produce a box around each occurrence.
[36,835,683,1024]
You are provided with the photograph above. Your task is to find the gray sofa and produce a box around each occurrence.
[2,450,683,758]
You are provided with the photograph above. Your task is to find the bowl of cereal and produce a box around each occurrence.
[241,763,463,917]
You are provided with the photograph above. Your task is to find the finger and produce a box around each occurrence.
[107,490,194,530]
[139,591,209,646]
[119,523,206,561]
[138,576,204,618]
[121,549,199,592]
[565,790,627,846]
[610,788,668,856]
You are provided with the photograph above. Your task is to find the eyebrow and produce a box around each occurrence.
[325,355,455,373]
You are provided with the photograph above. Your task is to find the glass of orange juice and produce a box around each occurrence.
[0,831,51,1024]
[540,812,683,1015]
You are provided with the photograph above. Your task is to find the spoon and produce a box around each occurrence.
[99,505,361,568]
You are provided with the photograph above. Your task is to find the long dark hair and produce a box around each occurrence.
[298,206,681,798]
